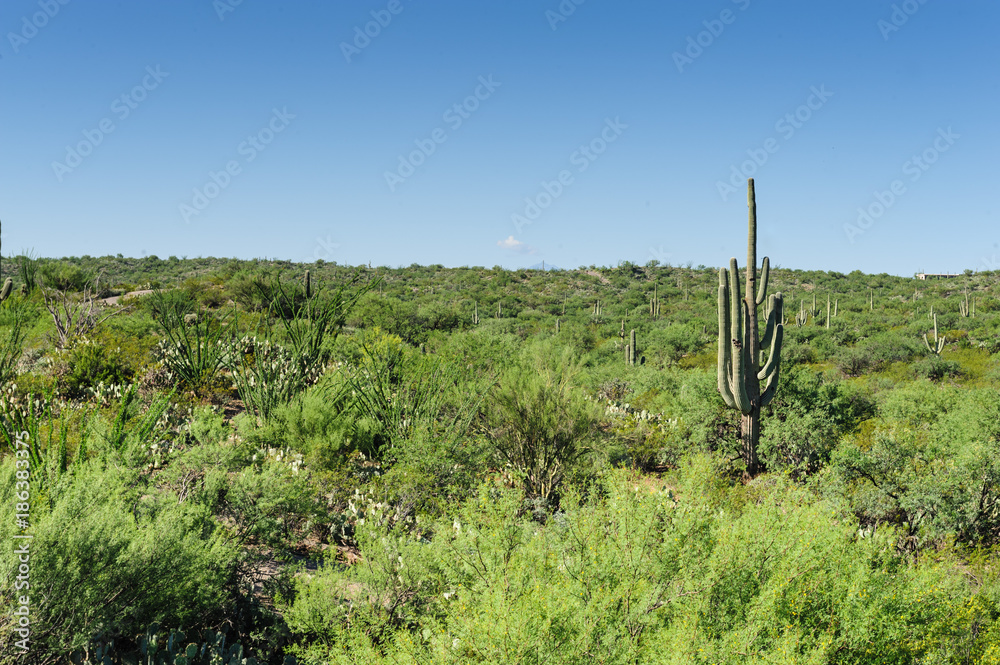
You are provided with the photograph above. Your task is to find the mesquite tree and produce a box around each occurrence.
[717,179,784,477]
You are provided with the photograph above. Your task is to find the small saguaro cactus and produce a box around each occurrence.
[496,301,502,319]
[626,329,638,366]
[924,313,946,355]
[473,301,480,325]
[304,269,311,299]
[717,179,784,477]
[826,294,831,329]
[795,300,807,327]
[555,318,560,333]
[959,287,970,317]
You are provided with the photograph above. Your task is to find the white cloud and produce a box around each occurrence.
[497,235,535,254]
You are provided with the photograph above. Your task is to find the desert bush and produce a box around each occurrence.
[0,459,237,657]
[911,354,962,381]
[59,333,137,399]
[646,322,704,365]
[483,342,600,504]
[227,267,281,312]
[281,461,1000,664]
[758,367,874,477]
[834,333,922,376]
[38,261,94,292]
[832,386,1000,549]
[243,380,359,472]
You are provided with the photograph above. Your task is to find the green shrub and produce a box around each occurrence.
[281,462,999,664]
[38,261,94,292]
[759,367,874,476]
[834,333,922,376]
[832,386,1000,549]
[0,460,237,657]
[483,342,600,504]
[912,354,961,381]
[61,335,134,398]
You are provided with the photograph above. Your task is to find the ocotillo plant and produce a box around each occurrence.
[924,313,945,355]
[717,178,784,477]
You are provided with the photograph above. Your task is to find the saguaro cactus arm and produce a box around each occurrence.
[756,257,769,306]
[717,259,753,414]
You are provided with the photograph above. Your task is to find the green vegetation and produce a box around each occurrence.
[5,251,1000,663]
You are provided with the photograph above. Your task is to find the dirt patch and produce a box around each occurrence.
[98,289,154,306]
[584,270,610,285]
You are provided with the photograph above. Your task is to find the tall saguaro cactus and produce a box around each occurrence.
[717,179,784,477]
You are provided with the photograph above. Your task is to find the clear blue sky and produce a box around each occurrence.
[1,0,996,275]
